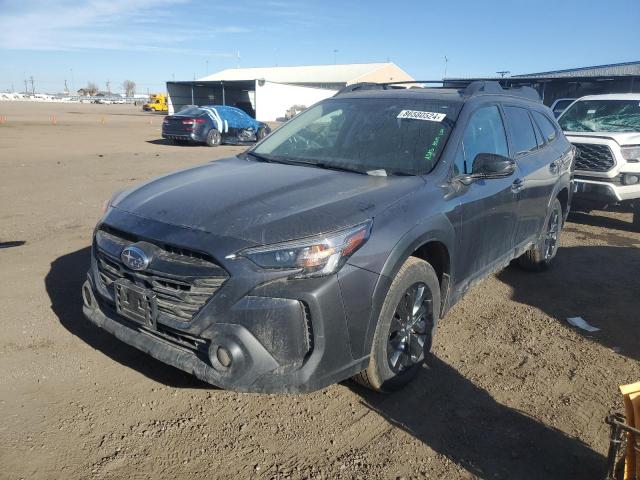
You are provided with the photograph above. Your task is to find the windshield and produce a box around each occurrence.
[252,97,460,175]
[558,99,640,132]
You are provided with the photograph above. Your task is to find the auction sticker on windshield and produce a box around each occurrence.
[397,110,446,122]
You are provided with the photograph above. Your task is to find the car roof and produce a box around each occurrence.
[334,88,465,103]
[576,93,640,101]
[335,88,546,111]
[334,80,542,105]
[201,105,241,109]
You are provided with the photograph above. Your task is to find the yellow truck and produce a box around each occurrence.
[143,93,168,112]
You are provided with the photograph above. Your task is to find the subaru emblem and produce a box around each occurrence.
[121,245,150,271]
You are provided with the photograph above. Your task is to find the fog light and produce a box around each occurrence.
[82,282,94,308]
[216,346,232,367]
[623,174,640,185]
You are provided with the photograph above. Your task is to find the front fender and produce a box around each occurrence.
[360,213,456,359]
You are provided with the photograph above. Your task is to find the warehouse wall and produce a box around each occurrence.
[255,81,336,121]
[167,83,255,116]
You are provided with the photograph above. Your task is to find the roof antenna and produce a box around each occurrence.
[444,56,449,79]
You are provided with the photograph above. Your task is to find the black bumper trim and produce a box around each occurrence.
[83,302,225,386]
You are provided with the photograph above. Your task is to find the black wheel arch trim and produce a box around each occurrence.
[362,213,456,358]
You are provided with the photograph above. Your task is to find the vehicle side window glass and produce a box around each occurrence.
[531,115,544,147]
[532,111,557,143]
[459,105,509,174]
[504,106,538,156]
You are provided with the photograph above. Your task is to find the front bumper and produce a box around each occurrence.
[574,177,640,205]
[83,248,373,393]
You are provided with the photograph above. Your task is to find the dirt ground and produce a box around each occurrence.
[1,102,639,480]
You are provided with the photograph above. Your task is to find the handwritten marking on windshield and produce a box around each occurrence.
[424,127,446,162]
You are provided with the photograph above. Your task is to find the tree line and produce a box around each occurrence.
[80,80,136,96]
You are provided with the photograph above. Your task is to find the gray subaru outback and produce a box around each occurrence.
[82,81,574,393]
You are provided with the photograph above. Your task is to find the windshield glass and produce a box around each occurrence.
[558,99,640,132]
[252,97,460,175]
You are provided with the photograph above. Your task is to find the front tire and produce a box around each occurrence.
[354,257,440,392]
[518,198,563,271]
[633,201,640,232]
[205,129,221,147]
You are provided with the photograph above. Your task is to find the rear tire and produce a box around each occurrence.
[354,257,440,393]
[518,198,563,271]
[205,129,221,147]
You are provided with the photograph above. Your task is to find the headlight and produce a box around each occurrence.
[237,221,372,278]
[621,146,640,162]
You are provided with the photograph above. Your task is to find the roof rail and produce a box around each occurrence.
[335,82,386,95]
[463,81,541,101]
[335,80,447,96]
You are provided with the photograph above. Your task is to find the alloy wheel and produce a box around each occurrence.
[387,282,432,374]
[543,208,560,260]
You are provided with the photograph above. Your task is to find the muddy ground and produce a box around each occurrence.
[1,102,638,480]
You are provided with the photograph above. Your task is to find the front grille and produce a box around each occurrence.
[95,227,228,323]
[573,143,616,172]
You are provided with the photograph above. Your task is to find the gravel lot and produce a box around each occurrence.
[1,102,639,480]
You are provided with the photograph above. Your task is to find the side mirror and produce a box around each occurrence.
[471,153,515,178]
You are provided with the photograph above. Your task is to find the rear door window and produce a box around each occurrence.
[504,106,538,156]
[532,111,557,143]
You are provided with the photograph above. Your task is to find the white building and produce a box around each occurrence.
[166,62,413,121]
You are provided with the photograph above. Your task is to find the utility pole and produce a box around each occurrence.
[24,78,28,95]
[236,51,241,69]
[106,80,110,93]
[64,79,69,94]
[29,76,35,95]
[333,49,338,64]
[496,70,510,78]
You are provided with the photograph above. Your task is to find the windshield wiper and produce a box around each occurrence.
[245,151,276,162]
[258,156,367,174]
[309,162,366,174]
[245,151,308,167]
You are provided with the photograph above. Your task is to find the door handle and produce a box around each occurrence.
[511,178,525,193]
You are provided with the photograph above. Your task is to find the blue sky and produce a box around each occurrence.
[0,0,638,94]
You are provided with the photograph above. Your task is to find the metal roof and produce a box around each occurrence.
[198,62,411,84]
[515,61,640,78]
[444,61,640,82]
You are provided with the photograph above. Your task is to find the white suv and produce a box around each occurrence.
[558,94,640,230]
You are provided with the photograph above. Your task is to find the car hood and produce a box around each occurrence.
[111,156,424,245]
[565,131,640,146]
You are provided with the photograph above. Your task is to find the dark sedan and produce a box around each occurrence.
[162,105,270,146]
